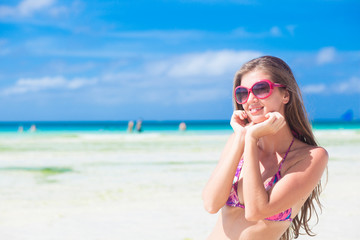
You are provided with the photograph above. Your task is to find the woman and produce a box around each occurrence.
[202,56,328,240]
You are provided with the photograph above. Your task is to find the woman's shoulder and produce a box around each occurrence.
[298,141,327,160]
[291,138,327,156]
[285,140,328,173]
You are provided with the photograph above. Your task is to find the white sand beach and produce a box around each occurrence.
[0,129,358,240]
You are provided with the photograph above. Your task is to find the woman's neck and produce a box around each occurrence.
[257,125,294,155]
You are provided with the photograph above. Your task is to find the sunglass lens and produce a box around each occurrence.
[235,87,249,104]
[253,82,270,98]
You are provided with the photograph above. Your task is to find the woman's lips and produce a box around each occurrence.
[249,106,263,114]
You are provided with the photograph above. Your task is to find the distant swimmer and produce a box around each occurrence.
[18,126,24,133]
[127,120,134,132]
[179,122,187,131]
[136,119,143,133]
[29,124,36,132]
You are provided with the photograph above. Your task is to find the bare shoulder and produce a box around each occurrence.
[309,146,328,164]
[285,141,328,175]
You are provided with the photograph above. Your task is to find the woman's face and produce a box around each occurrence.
[240,70,288,124]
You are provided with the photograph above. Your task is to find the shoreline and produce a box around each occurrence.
[0,128,358,239]
[0,120,359,133]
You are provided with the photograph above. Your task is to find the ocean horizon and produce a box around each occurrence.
[0,119,359,133]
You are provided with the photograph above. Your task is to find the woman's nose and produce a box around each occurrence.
[247,91,258,103]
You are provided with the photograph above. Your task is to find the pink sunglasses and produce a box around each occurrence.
[234,79,286,104]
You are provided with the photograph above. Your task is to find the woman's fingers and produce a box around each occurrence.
[241,111,247,120]
[267,112,285,125]
[272,113,286,132]
[249,112,286,137]
[230,110,250,133]
[232,110,247,121]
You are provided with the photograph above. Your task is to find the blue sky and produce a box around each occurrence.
[0,0,359,121]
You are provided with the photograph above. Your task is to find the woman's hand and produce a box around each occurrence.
[230,110,253,134]
[246,112,286,140]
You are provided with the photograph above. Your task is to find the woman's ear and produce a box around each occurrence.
[283,90,290,104]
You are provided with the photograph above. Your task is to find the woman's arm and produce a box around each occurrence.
[241,135,267,220]
[202,132,245,213]
[202,110,251,214]
[241,113,328,221]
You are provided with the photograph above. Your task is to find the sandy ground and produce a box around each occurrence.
[0,131,358,239]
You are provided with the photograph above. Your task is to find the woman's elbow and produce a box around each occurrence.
[203,199,222,214]
[244,209,263,222]
[204,204,221,214]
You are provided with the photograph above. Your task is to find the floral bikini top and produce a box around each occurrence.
[226,138,295,222]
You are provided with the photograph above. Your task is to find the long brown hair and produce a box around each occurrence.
[233,56,323,239]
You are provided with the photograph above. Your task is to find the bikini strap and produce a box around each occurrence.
[278,138,295,171]
[234,158,244,182]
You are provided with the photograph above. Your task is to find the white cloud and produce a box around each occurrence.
[286,25,296,36]
[112,30,205,40]
[175,88,229,104]
[0,6,13,17]
[232,26,283,38]
[95,49,260,104]
[302,77,360,95]
[102,72,145,84]
[316,47,336,65]
[0,39,10,55]
[111,26,285,43]
[1,76,97,96]
[146,50,262,78]
[24,37,141,58]
[302,84,327,94]
[337,77,360,93]
[0,0,67,18]
[18,0,55,16]
[67,77,97,89]
[270,26,282,37]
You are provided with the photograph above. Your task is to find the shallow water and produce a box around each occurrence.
[0,129,359,239]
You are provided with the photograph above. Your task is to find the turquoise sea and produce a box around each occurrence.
[0,120,359,239]
[1,120,360,133]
